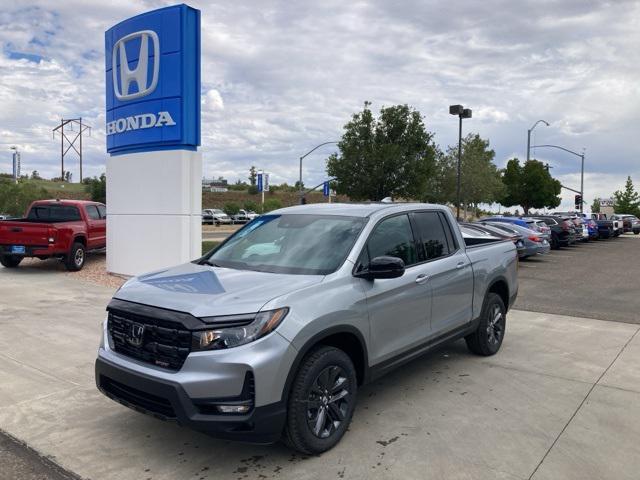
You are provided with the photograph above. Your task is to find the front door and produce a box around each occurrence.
[357,214,432,365]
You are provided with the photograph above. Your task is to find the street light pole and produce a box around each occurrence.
[298,141,338,204]
[532,144,586,213]
[449,105,472,220]
[527,120,549,162]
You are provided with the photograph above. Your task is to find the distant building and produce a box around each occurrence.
[202,177,229,192]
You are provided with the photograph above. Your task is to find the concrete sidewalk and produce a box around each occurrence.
[1,269,639,479]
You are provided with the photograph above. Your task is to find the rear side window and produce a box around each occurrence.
[412,211,452,260]
[86,205,100,220]
[366,214,417,266]
[27,205,81,222]
[97,205,107,218]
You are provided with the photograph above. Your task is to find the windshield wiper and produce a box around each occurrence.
[201,259,223,267]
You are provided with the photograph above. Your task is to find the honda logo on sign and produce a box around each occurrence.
[112,30,160,101]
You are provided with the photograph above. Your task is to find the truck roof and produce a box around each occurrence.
[270,202,448,218]
[31,199,104,206]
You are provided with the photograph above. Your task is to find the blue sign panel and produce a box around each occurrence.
[105,4,200,155]
[323,181,330,197]
[257,173,263,193]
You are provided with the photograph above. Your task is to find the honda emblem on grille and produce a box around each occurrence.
[127,322,145,347]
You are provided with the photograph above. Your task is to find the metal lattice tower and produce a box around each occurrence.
[52,118,92,182]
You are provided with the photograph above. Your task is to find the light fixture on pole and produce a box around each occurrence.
[298,141,338,204]
[527,120,549,162]
[449,105,472,220]
[531,144,585,213]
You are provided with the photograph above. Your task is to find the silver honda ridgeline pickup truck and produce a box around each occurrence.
[95,203,518,453]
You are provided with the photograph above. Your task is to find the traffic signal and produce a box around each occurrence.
[575,194,582,210]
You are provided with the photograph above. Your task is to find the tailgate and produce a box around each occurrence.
[0,221,52,246]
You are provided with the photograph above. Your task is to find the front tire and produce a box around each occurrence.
[283,346,357,454]
[65,242,86,271]
[465,293,506,356]
[0,255,22,268]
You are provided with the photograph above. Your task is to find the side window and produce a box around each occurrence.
[412,211,451,260]
[97,205,107,219]
[366,214,417,267]
[86,205,100,220]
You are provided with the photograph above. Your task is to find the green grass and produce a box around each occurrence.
[27,179,87,194]
[202,241,220,255]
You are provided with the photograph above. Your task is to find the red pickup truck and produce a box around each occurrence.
[0,199,106,271]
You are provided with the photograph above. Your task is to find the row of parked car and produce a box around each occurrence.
[201,208,259,225]
[459,211,640,260]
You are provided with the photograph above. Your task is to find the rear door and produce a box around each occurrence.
[85,205,105,249]
[411,211,474,336]
[358,213,432,365]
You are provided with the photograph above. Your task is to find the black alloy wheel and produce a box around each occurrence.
[283,346,357,454]
[306,366,351,439]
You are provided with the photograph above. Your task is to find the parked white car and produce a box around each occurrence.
[202,209,233,225]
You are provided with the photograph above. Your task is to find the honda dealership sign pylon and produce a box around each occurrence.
[105,5,202,276]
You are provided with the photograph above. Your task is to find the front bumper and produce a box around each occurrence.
[96,317,297,443]
[95,357,286,443]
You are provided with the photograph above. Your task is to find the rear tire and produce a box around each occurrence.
[65,242,86,271]
[465,293,506,356]
[0,255,22,268]
[282,346,357,454]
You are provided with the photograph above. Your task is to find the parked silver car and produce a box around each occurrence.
[481,221,550,258]
[95,203,518,454]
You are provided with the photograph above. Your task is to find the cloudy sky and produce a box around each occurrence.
[1,0,639,209]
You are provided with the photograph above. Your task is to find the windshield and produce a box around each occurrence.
[204,214,367,275]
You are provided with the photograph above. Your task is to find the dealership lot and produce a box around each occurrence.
[1,237,640,480]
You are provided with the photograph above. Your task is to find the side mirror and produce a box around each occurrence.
[356,256,405,280]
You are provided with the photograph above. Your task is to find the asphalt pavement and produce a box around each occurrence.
[515,233,640,323]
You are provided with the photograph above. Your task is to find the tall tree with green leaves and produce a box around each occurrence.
[326,102,437,201]
[500,159,561,214]
[430,134,503,215]
[613,176,640,216]
[591,197,601,213]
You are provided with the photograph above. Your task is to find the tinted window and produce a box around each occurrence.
[413,211,451,260]
[27,205,81,222]
[367,214,417,266]
[86,205,100,220]
[97,205,107,218]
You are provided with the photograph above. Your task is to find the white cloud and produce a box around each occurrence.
[203,89,224,111]
[0,0,639,202]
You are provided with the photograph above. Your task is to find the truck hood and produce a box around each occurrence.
[113,262,323,317]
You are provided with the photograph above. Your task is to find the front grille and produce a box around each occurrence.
[100,376,176,418]
[108,310,192,371]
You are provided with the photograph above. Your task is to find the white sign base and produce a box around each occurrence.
[106,149,202,277]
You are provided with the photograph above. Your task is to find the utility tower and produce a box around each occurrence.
[52,118,92,182]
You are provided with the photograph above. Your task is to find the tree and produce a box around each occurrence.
[243,200,259,213]
[84,173,106,203]
[248,166,257,186]
[223,202,240,216]
[64,171,72,182]
[613,176,640,216]
[31,170,41,180]
[429,134,503,216]
[263,198,282,212]
[591,198,601,213]
[500,159,561,214]
[326,102,437,201]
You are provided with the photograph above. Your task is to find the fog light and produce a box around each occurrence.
[217,404,251,414]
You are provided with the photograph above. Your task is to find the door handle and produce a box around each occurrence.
[415,274,429,284]
[456,262,467,269]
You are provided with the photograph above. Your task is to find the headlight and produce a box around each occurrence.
[193,308,289,351]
